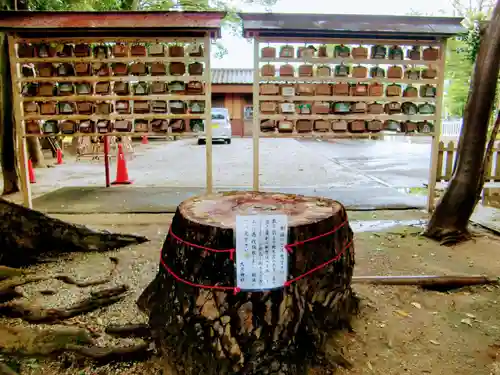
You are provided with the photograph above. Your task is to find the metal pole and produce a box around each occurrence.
[104,136,110,187]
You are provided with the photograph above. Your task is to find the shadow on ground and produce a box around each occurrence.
[32,186,427,214]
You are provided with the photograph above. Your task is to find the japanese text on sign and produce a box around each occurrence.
[235,214,288,291]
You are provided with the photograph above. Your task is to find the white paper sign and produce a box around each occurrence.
[236,214,288,291]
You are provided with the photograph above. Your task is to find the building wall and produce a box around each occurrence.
[211,86,253,137]
[212,95,225,109]
[242,95,253,136]
[219,93,253,137]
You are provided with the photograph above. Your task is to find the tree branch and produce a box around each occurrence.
[476,110,500,204]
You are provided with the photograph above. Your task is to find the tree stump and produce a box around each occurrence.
[138,192,357,375]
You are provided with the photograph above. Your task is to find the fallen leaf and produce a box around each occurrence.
[487,343,500,359]
[367,361,373,370]
[411,302,422,309]
[461,318,473,327]
[395,310,410,318]
[429,340,440,345]
[465,313,476,319]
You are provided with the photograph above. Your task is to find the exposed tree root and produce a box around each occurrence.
[439,232,472,246]
[0,276,49,303]
[0,326,95,356]
[0,285,128,323]
[0,362,18,375]
[105,324,151,339]
[65,342,153,364]
[423,226,471,246]
[0,326,152,365]
[0,267,32,281]
[54,257,119,287]
[0,257,120,304]
[0,198,148,268]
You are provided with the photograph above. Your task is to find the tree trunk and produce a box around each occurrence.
[0,197,148,267]
[26,137,46,168]
[0,33,19,195]
[138,191,357,375]
[425,1,500,241]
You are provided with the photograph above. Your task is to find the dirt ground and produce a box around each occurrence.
[1,209,500,375]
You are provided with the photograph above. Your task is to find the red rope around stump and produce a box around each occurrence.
[161,219,351,294]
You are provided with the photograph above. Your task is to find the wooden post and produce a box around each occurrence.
[252,36,260,191]
[7,34,31,208]
[427,40,447,212]
[204,33,213,194]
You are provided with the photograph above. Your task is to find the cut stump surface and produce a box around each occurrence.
[138,191,357,375]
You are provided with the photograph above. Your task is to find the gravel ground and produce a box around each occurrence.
[2,211,500,375]
[1,215,169,375]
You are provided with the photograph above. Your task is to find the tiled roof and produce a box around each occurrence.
[240,13,465,40]
[211,68,253,84]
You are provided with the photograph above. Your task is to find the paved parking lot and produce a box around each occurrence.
[30,137,431,191]
[5,137,431,211]
[27,138,374,193]
[301,138,431,188]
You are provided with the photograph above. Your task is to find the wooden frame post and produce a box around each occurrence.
[204,33,213,193]
[427,40,447,212]
[251,35,446,210]
[8,34,31,208]
[252,36,260,191]
[8,32,217,205]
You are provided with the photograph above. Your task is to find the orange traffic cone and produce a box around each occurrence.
[112,144,132,185]
[28,159,36,184]
[56,148,63,165]
[141,135,149,145]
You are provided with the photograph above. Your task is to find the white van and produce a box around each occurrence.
[197,108,232,145]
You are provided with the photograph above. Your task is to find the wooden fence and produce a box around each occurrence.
[437,141,500,182]
[441,119,462,138]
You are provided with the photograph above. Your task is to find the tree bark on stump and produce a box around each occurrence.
[138,192,357,375]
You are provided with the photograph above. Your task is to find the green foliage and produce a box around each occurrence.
[459,11,488,62]
[26,0,277,12]
[444,10,493,117]
[22,0,278,57]
[408,3,495,118]
[28,0,124,10]
[444,37,474,117]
